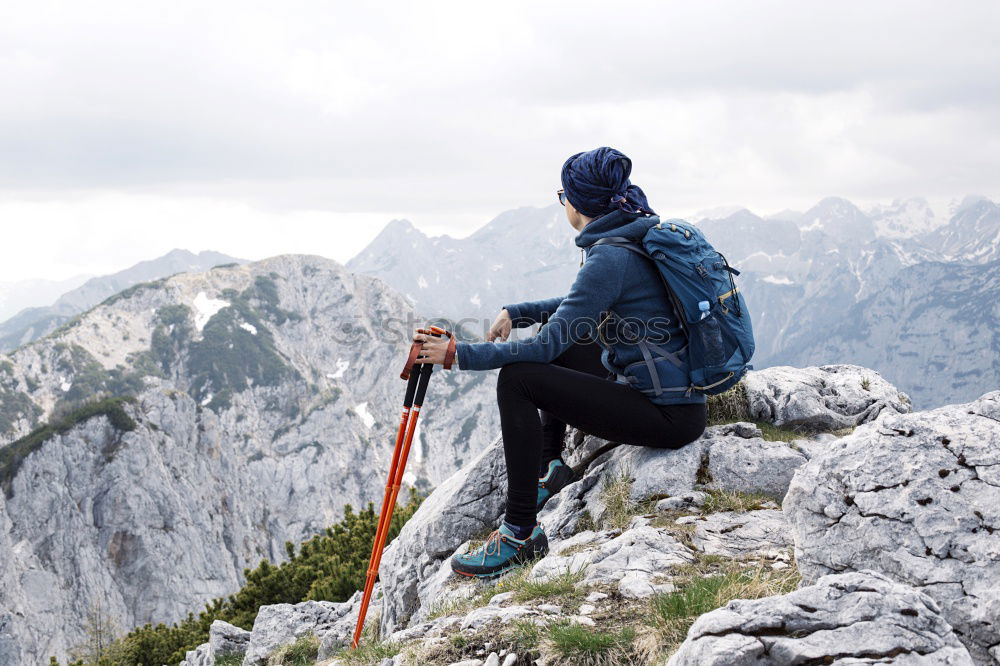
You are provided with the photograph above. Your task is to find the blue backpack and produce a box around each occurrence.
[589,217,755,396]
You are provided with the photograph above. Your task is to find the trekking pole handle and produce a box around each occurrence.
[400,325,455,380]
[427,325,457,369]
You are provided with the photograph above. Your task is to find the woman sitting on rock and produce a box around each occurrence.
[413,146,707,577]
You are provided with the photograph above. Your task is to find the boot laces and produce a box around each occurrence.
[480,530,503,565]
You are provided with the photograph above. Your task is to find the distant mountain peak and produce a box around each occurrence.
[692,204,749,221]
[954,194,994,215]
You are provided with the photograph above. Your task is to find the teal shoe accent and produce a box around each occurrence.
[536,459,576,512]
[450,523,549,578]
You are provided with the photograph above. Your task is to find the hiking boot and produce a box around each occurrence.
[537,459,576,512]
[450,523,549,578]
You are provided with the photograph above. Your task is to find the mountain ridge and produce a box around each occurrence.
[0,249,249,353]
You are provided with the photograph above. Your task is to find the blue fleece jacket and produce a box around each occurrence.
[454,208,704,405]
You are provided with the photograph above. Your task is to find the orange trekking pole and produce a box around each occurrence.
[351,325,456,648]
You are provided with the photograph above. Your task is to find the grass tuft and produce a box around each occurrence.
[600,469,640,531]
[701,489,772,514]
[707,382,751,424]
[754,421,803,442]
[543,622,638,665]
[268,633,319,665]
[638,558,800,662]
[510,569,586,605]
[336,638,400,666]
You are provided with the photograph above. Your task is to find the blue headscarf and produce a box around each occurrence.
[560,147,655,218]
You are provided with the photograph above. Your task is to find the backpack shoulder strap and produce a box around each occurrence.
[588,235,691,339]
[588,236,649,258]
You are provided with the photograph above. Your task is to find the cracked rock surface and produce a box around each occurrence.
[689,509,793,559]
[704,434,807,500]
[743,364,912,430]
[668,570,975,665]
[784,390,1000,664]
[529,526,693,591]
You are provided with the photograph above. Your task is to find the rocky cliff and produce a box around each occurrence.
[174,364,999,665]
[0,255,501,664]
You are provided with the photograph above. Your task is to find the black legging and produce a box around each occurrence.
[496,336,707,527]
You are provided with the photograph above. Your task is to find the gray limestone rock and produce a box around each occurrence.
[179,642,212,666]
[656,491,709,512]
[668,570,974,665]
[783,391,1000,664]
[209,619,251,660]
[314,587,388,658]
[530,525,694,590]
[460,605,543,630]
[689,509,793,558]
[704,437,807,500]
[743,364,911,430]
[243,600,353,665]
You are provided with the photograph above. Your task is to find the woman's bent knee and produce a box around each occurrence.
[497,361,539,389]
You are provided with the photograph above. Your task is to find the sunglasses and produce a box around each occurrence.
[557,189,567,206]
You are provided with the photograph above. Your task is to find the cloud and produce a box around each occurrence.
[0,0,997,280]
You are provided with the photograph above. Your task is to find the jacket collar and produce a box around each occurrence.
[574,208,659,248]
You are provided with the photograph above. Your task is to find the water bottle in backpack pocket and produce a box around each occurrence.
[696,300,726,367]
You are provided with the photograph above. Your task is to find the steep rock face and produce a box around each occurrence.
[788,260,1000,412]
[668,570,975,665]
[0,255,501,663]
[930,196,1000,264]
[784,391,1000,664]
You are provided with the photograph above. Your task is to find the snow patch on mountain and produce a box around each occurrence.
[193,292,229,331]
[867,197,947,239]
[353,402,375,429]
[328,358,350,380]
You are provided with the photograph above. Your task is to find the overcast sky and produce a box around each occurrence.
[1,1,998,282]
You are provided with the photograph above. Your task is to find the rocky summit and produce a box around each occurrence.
[172,365,998,665]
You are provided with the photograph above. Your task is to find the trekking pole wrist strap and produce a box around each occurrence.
[443,334,457,369]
